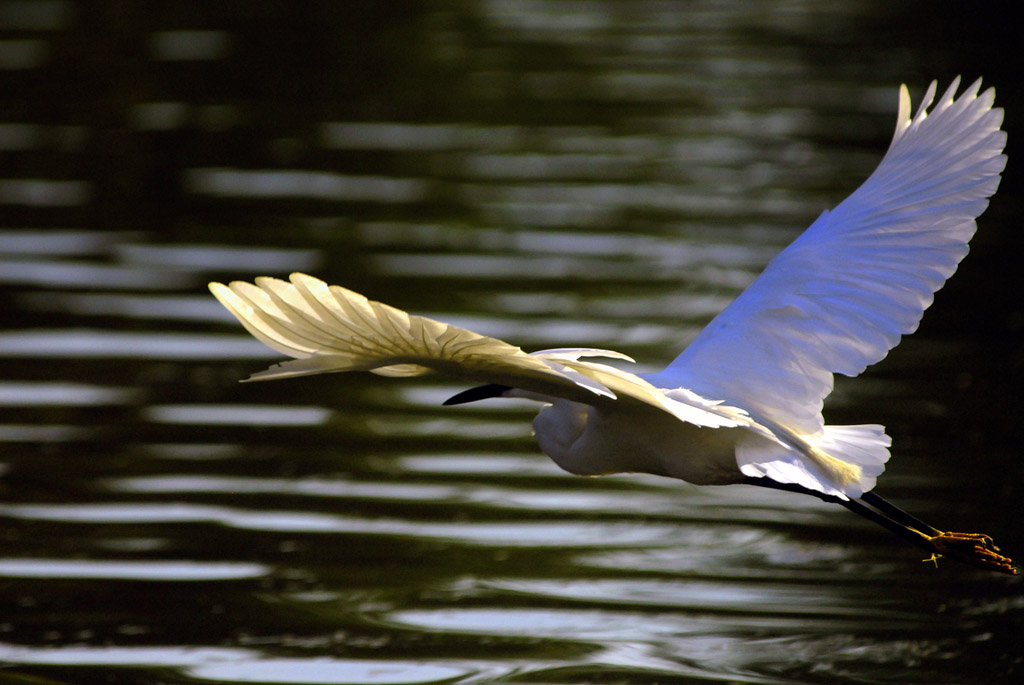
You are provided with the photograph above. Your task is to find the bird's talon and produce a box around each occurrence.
[927,531,1017,575]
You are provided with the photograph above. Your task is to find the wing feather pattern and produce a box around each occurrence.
[649,77,1006,434]
[210,274,749,430]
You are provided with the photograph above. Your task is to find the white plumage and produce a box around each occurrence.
[210,78,1014,574]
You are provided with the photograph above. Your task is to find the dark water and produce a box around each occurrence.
[2,2,1023,683]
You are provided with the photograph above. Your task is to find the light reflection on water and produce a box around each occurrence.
[0,230,142,255]
[0,558,270,581]
[114,243,321,271]
[0,645,477,685]
[184,168,432,204]
[17,292,242,322]
[393,453,570,477]
[0,501,685,547]
[0,644,480,685]
[0,381,138,406]
[0,258,194,289]
[1,1,1021,684]
[185,659,474,685]
[0,330,278,359]
[143,404,334,426]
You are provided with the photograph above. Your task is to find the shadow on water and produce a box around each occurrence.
[2,1,1023,683]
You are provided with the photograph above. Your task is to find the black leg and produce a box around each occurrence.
[741,476,929,546]
[861,490,941,537]
[836,497,936,554]
[741,476,1017,575]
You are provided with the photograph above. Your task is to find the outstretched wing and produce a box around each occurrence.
[649,77,1006,434]
[210,273,748,429]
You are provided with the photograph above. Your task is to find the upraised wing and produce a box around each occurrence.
[209,273,748,429]
[649,77,1006,434]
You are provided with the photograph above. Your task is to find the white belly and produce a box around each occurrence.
[533,400,748,486]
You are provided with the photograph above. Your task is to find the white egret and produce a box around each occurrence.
[210,78,1014,574]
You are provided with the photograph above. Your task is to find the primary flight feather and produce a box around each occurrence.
[211,78,1014,574]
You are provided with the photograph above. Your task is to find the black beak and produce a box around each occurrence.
[443,383,512,406]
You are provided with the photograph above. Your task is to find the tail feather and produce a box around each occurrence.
[737,424,891,499]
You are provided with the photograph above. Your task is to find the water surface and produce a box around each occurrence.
[1,2,1022,683]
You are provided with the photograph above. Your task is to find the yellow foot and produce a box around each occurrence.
[926,531,1017,575]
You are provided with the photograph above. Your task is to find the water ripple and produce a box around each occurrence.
[0,259,192,289]
[0,330,278,359]
[0,643,473,684]
[0,502,681,547]
[143,404,333,427]
[480,577,912,619]
[0,381,138,406]
[184,168,430,204]
[0,558,269,581]
[187,659,472,684]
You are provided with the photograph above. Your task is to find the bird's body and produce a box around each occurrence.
[210,77,1015,574]
[533,397,742,483]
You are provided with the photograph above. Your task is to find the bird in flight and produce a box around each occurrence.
[211,77,1014,574]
